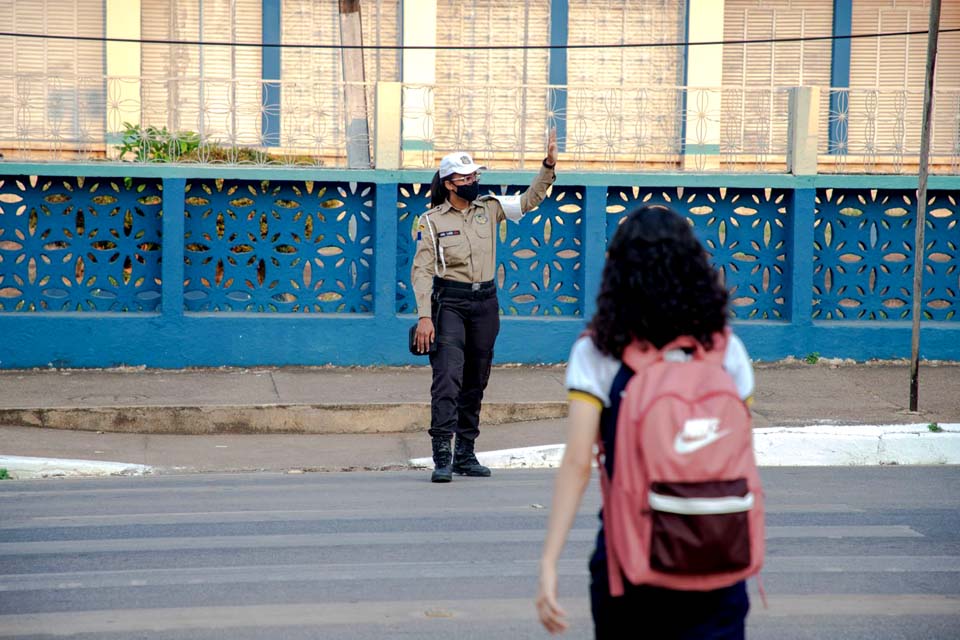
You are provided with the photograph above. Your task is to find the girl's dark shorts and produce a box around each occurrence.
[589,552,750,640]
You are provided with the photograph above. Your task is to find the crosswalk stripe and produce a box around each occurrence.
[0,555,957,593]
[0,504,871,530]
[0,598,587,636]
[0,525,921,554]
[0,504,566,528]
[0,594,956,637]
[751,594,960,617]
[766,525,922,538]
[0,529,595,554]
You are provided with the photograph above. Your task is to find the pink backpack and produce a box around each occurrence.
[599,330,765,597]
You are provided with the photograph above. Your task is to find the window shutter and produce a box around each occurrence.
[566,0,686,161]
[434,0,551,163]
[722,0,833,155]
[0,0,105,150]
[140,0,174,132]
[362,0,400,82]
[198,0,262,145]
[141,0,261,145]
[280,1,342,153]
[849,0,960,158]
[141,0,201,133]
[568,0,685,87]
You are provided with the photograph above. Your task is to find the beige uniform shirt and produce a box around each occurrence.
[411,164,556,318]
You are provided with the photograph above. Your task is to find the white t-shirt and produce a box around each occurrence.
[565,333,755,407]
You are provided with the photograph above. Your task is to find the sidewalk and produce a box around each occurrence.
[0,361,958,477]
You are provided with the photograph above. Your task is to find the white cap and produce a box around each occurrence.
[439,152,487,179]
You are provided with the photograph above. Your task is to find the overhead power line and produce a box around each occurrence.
[0,27,958,51]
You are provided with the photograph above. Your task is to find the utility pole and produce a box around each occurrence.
[339,0,372,168]
[909,0,941,412]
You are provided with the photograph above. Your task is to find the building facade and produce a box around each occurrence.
[0,1,958,368]
[1,0,958,172]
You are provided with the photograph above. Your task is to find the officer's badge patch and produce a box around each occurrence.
[475,213,487,224]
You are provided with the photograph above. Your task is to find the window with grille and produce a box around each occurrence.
[141,0,262,148]
[279,0,398,158]
[722,0,833,156]
[433,0,551,163]
[0,0,105,154]
[848,0,960,160]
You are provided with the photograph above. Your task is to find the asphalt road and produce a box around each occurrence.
[1,467,958,639]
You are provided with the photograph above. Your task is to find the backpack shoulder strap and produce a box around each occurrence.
[620,340,660,372]
[701,328,730,365]
[657,330,730,365]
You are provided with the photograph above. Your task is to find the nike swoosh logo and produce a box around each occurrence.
[673,428,731,455]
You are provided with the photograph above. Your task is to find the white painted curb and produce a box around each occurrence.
[0,455,152,479]
[410,424,960,469]
[753,423,960,466]
[409,444,566,470]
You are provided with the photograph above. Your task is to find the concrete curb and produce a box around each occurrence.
[409,424,960,469]
[409,444,567,470]
[0,402,567,435]
[0,455,152,480]
[3,424,955,479]
[753,423,960,466]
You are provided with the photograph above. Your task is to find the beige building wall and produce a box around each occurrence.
[685,0,725,169]
[106,0,141,141]
[2,0,956,169]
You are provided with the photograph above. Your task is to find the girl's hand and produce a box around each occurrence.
[546,127,558,167]
[536,564,568,634]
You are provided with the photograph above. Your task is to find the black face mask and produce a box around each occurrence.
[454,182,480,203]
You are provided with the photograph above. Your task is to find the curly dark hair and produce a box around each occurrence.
[589,204,729,359]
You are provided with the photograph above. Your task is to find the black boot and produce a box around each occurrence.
[430,436,453,483]
[452,437,491,477]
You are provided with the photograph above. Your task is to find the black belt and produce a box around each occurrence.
[433,277,496,299]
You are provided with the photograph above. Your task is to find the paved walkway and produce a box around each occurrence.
[0,361,957,476]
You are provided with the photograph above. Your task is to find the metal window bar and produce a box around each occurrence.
[2,73,959,174]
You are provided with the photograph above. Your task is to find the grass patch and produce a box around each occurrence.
[804,352,820,364]
[928,422,943,433]
[0,468,10,480]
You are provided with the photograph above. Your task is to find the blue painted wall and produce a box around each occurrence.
[0,165,958,368]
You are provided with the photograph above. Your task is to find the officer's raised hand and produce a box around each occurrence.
[415,317,435,354]
[546,126,558,167]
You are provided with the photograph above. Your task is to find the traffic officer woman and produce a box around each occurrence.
[412,129,558,482]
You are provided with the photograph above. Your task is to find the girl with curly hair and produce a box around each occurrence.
[536,204,756,638]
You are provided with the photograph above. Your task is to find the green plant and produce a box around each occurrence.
[804,352,820,364]
[928,422,943,433]
[115,122,323,166]
[179,142,273,164]
[0,468,10,480]
[118,122,201,162]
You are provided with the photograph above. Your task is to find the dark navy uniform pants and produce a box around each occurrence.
[428,278,500,443]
